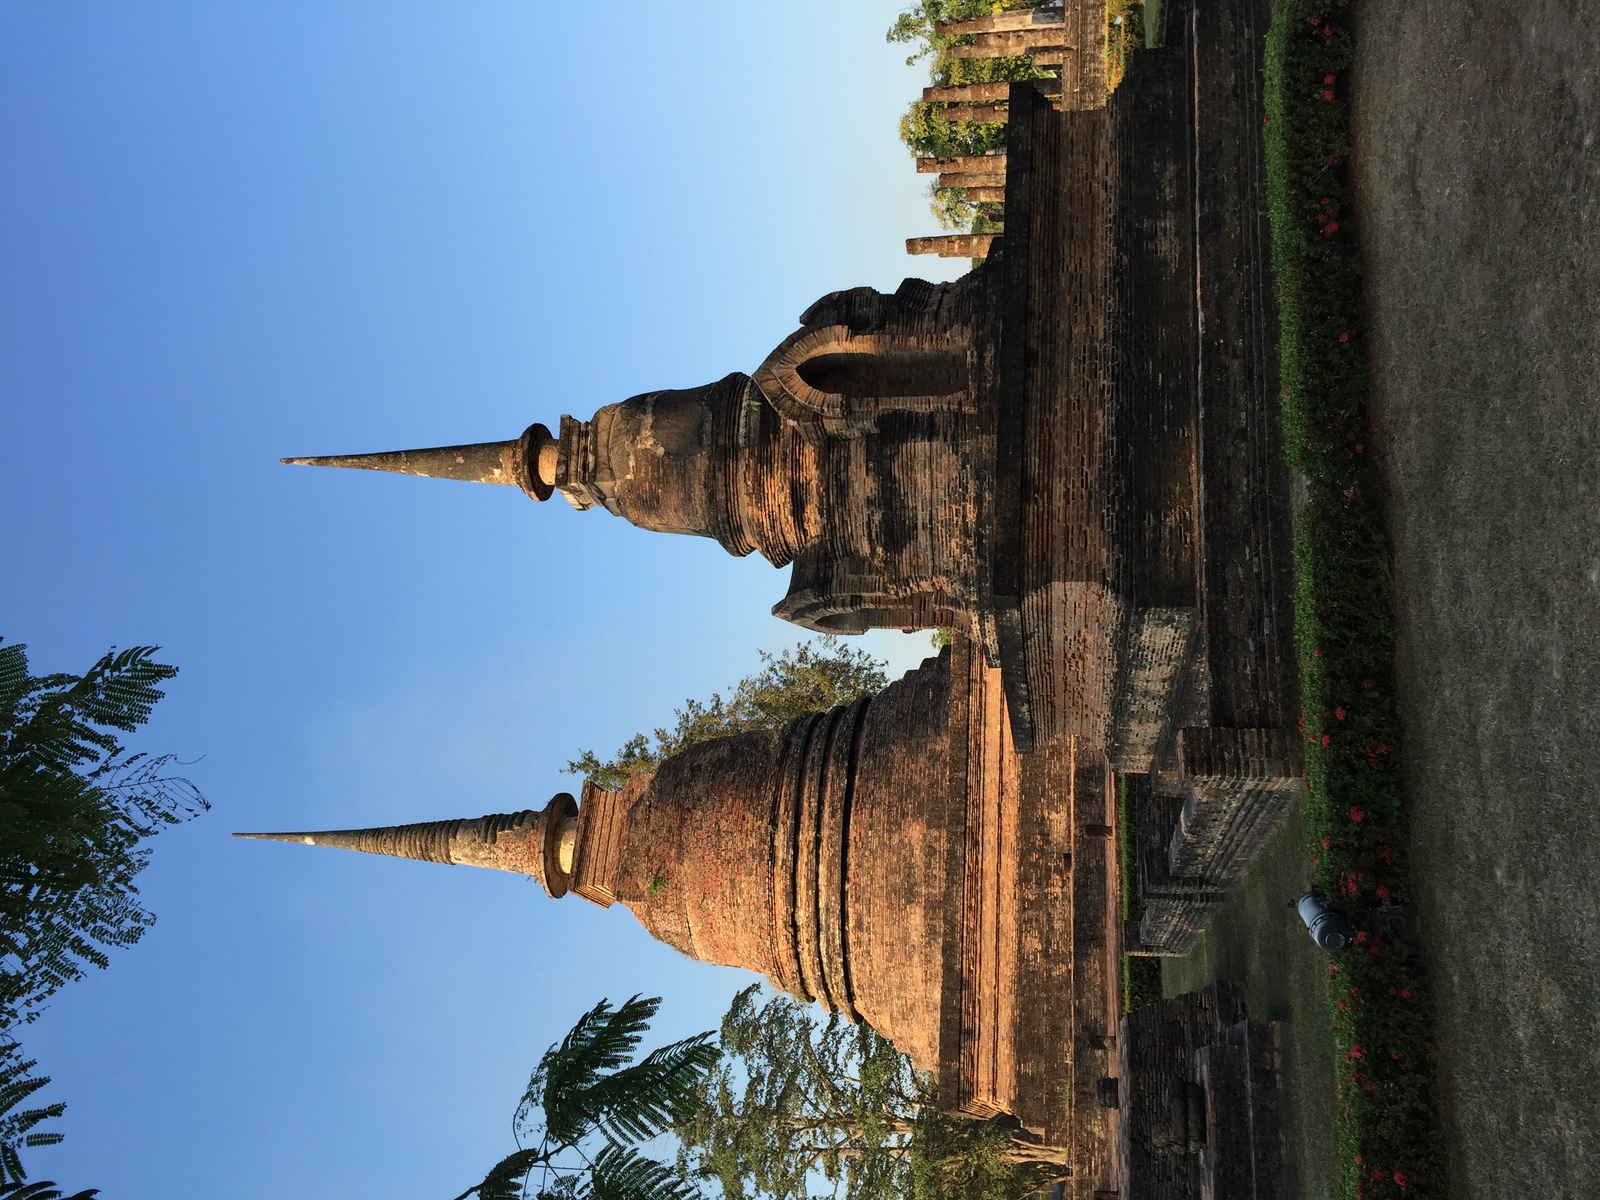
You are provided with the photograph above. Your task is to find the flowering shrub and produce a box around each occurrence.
[1263,0,1441,1196]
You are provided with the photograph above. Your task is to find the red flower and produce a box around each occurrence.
[1335,707,1346,720]
[1354,930,1369,945]
[1339,332,1350,342]
[1322,734,1332,747]
[1313,649,1321,657]
[1376,844,1392,863]
[1387,986,1397,996]
[1394,1170,1408,1188]
[1325,222,1340,236]
[1310,15,1321,24]
[1400,988,1411,998]
[1322,837,1331,849]
[1355,443,1364,453]
[1349,807,1365,822]
[1326,154,1338,166]
[1324,74,1337,84]
[1379,743,1389,753]
[1322,89,1336,101]
[1376,885,1389,899]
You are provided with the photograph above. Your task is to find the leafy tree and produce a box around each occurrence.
[887,0,1046,232]
[908,1107,1061,1200]
[887,0,1147,229]
[0,1045,63,1187]
[568,640,888,791]
[0,1180,98,1200]
[0,1044,94,1198]
[0,642,206,1031]
[458,995,718,1200]
[675,985,916,1200]
[675,988,1061,1200]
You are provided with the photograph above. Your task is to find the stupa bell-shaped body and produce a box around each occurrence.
[238,642,1086,1147]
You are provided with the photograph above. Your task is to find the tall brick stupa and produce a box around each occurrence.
[249,0,1306,1192]
[241,642,1089,1147]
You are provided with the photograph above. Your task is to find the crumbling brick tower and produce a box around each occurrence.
[287,275,992,638]
[260,0,1304,1190]
[242,640,1091,1152]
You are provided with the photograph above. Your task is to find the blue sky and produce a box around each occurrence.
[0,3,961,1196]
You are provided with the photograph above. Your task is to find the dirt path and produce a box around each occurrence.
[1350,3,1600,1195]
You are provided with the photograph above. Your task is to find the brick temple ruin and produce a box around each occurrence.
[244,0,1301,1194]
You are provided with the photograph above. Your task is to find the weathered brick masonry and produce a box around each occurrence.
[1107,0,1303,957]
[1117,984,1291,1200]
[257,0,1300,1181]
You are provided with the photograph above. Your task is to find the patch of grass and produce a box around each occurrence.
[1116,776,1162,1013]
[1263,1,1442,1197]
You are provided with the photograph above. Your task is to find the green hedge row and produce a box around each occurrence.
[1263,1,1441,1197]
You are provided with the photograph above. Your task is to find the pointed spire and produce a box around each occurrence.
[235,793,579,897]
[282,422,557,502]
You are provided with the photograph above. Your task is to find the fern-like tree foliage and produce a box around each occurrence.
[0,1045,64,1188]
[567,640,888,791]
[0,1042,96,1196]
[457,996,719,1200]
[675,988,1060,1200]
[0,642,206,1031]
[0,1180,98,1200]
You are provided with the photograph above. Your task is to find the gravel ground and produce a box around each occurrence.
[1349,3,1600,1195]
